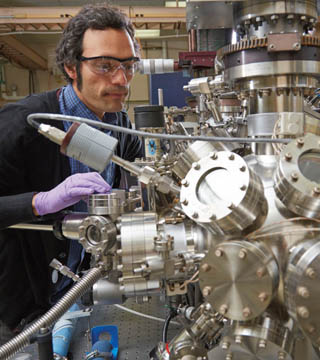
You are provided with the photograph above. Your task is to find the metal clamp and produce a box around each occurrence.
[85,350,112,360]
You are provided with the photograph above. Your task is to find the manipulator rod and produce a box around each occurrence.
[37,122,180,195]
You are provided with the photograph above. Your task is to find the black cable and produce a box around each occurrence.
[162,309,177,344]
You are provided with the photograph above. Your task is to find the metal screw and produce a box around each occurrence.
[181,179,189,187]
[297,306,310,319]
[101,227,107,234]
[291,172,299,181]
[278,351,286,360]
[243,307,251,318]
[235,336,242,344]
[240,185,247,191]
[238,249,247,259]
[202,286,212,297]
[300,15,307,21]
[258,292,268,302]
[192,162,200,170]
[292,42,300,50]
[210,152,218,160]
[297,286,310,298]
[209,213,217,220]
[313,187,320,196]
[221,341,230,350]
[256,267,266,278]
[258,340,267,348]
[307,324,316,334]
[240,166,246,172]
[269,44,275,50]
[306,267,316,279]
[201,263,211,272]
[182,199,189,206]
[78,237,85,243]
[192,212,199,219]
[229,154,235,160]
[285,152,292,161]
[215,248,224,257]
[270,14,279,21]
[296,138,304,147]
[226,354,233,360]
[228,203,236,210]
[219,304,228,315]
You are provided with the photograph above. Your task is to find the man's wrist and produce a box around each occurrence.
[32,194,40,216]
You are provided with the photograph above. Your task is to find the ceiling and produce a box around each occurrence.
[0,0,186,70]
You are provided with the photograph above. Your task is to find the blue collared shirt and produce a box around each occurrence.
[53,84,118,298]
[59,84,117,212]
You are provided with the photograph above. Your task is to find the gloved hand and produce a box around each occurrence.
[34,172,111,216]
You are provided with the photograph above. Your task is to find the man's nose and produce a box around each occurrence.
[111,66,128,86]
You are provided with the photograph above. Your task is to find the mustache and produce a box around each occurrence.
[102,86,129,96]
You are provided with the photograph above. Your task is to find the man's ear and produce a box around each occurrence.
[64,63,77,80]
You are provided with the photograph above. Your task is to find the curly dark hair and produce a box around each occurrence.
[56,3,139,87]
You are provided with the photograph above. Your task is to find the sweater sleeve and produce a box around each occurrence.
[0,192,38,229]
[0,102,41,228]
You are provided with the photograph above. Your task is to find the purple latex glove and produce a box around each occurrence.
[34,172,111,216]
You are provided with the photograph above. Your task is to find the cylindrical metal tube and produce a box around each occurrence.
[93,279,125,305]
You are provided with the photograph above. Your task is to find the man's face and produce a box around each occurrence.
[65,28,137,118]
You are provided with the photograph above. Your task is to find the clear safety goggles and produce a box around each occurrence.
[79,55,140,77]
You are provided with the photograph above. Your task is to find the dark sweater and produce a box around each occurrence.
[0,89,142,329]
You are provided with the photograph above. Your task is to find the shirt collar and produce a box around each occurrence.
[61,84,119,124]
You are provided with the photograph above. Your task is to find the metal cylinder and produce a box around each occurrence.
[93,279,125,305]
[180,151,268,235]
[234,0,317,38]
[199,240,279,321]
[274,133,320,218]
[285,240,320,347]
[134,105,165,130]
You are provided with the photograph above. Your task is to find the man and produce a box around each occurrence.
[0,4,143,344]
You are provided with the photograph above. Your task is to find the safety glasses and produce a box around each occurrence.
[79,55,140,77]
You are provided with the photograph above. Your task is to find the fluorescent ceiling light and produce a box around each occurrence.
[165,1,186,7]
[135,29,161,39]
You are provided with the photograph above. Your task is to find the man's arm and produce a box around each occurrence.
[0,173,112,230]
[0,193,38,229]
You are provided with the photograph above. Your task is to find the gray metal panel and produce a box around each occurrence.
[186,1,234,30]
